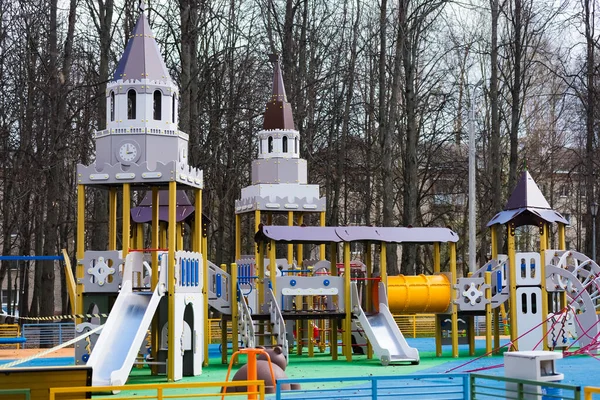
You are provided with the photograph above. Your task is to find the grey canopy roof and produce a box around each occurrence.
[112,12,171,82]
[258,225,459,244]
[131,190,194,223]
[487,170,569,227]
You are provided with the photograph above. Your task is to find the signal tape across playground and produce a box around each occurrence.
[13,313,108,321]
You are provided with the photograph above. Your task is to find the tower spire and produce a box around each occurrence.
[263,54,295,130]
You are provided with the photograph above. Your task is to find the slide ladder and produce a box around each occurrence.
[263,286,289,360]
[350,282,419,365]
[87,252,167,386]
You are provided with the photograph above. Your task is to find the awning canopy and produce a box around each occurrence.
[258,225,459,244]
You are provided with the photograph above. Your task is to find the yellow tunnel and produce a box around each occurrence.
[375,274,451,313]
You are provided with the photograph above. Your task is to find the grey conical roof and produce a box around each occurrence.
[113,12,171,82]
[487,170,568,227]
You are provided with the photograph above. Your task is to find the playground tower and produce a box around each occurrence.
[487,170,569,351]
[75,1,205,384]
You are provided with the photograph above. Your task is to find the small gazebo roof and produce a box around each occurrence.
[131,190,206,224]
[487,170,569,227]
[256,225,458,244]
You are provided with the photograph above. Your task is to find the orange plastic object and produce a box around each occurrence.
[374,274,451,313]
[223,348,275,400]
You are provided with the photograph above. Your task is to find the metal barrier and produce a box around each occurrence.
[470,373,582,399]
[393,314,436,338]
[275,373,469,399]
[49,380,266,399]
[0,324,22,349]
[22,323,75,349]
[584,386,600,399]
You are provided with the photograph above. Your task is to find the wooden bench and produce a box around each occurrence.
[0,366,92,400]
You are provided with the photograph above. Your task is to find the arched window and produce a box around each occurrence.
[268,136,273,153]
[295,137,299,154]
[153,90,162,120]
[259,139,263,154]
[110,91,115,121]
[172,94,176,123]
[282,136,288,153]
[127,89,136,119]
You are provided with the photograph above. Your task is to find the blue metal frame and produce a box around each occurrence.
[0,255,63,261]
[275,373,469,400]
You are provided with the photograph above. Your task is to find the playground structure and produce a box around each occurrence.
[5,1,600,396]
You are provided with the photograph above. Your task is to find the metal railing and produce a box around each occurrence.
[275,373,469,399]
[470,373,582,399]
[584,386,600,400]
[22,323,75,349]
[49,380,266,399]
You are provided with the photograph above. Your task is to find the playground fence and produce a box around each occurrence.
[275,373,469,399]
[21,323,75,349]
[49,380,266,399]
[393,314,436,337]
[470,373,581,399]
[584,386,600,400]
[0,324,22,349]
[209,318,232,344]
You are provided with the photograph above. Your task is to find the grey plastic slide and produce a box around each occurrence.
[350,282,419,365]
[87,255,166,387]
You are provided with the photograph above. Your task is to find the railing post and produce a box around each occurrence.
[371,377,378,400]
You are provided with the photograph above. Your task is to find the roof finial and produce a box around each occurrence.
[139,0,147,12]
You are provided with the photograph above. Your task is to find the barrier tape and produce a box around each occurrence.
[0,324,104,369]
[12,314,108,321]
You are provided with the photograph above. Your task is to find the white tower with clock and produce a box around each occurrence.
[78,2,200,188]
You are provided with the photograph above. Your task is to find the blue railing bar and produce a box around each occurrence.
[0,255,63,261]
[282,269,312,273]
[237,276,259,279]
[276,373,468,385]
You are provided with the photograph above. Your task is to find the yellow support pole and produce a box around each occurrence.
[122,184,131,258]
[269,240,276,296]
[176,222,183,251]
[319,212,326,260]
[135,223,144,286]
[434,242,442,356]
[540,222,549,351]
[558,223,566,250]
[151,187,159,374]
[343,242,352,362]
[109,187,117,250]
[231,262,239,359]
[507,222,518,351]
[365,242,372,359]
[287,211,294,266]
[485,271,492,355]
[235,214,241,261]
[62,249,76,314]
[380,243,388,289]
[490,226,498,259]
[167,181,177,381]
[194,189,208,367]
[254,210,261,305]
[450,241,458,358]
[330,242,338,360]
[76,185,85,320]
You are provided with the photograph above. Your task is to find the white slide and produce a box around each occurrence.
[87,253,166,386]
[350,282,419,365]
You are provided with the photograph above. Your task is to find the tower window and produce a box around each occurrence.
[127,89,137,119]
[259,139,263,153]
[172,94,176,123]
[295,137,299,154]
[110,91,115,121]
[268,136,273,153]
[282,136,288,153]
[153,90,162,120]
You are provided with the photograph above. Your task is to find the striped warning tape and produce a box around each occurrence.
[0,324,104,369]
[14,313,108,321]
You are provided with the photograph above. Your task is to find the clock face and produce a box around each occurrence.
[117,141,141,164]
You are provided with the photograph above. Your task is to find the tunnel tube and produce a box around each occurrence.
[374,274,452,313]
